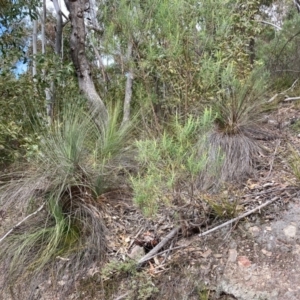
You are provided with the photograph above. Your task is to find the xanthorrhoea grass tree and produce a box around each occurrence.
[207,65,270,184]
[0,103,134,295]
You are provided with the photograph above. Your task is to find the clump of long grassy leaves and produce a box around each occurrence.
[0,104,133,296]
[207,66,270,184]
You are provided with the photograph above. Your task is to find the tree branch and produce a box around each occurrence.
[137,227,180,267]
[284,96,300,102]
[267,79,299,103]
[0,202,45,244]
[198,196,279,238]
[257,20,282,31]
[135,197,280,267]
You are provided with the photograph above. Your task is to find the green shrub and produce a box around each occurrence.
[131,108,216,215]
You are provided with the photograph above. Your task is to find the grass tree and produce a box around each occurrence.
[207,65,270,184]
[0,103,134,295]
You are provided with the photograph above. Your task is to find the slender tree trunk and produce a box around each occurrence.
[91,42,110,85]
[249,37,255,66]
[44,0,63,123]
[53,0,63,56]
[88,0,110,90]
[64,0,108,123]
[121,40,134,127]
[41,0,53,123]
[294,0,300,13]
[87,1,109,87]
[41,1,46,54]
[32,19,37,77]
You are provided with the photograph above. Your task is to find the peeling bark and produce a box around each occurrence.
[65,0,108,123]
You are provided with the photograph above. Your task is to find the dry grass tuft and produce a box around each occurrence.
[207,130,263,184]
[200,69,271,188]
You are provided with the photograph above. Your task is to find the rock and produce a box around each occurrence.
[128,245,144,260]
[249,226,260,237]
[283,224,297,238]
[228,249,238,262]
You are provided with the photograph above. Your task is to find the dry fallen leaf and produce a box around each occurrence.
[201,249,212,258]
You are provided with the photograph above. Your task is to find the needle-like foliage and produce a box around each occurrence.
[207,67,269,184]
[131,108,216,215]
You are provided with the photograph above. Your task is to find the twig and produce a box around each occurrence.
[114,292,129,300]
[128,227,143,250]
[198,196,279,238]
[0,202,45,244]
[257,20,282,30]
[266,140,280,179]
[267,93,279,103]
[243,186,295,199]
[137,227,180,267]
[136,196,283,267]
[284,96,300,102]
[136,244,189,266]
[267,79,299,103]
[161,241,174,265]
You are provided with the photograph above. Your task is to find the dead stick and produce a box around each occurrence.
[198,196,279,238]
[242,186,296,200]
[137,227,180,267]
[266,140,280,179]
[114,292,129,300]
[284,96,300,101]
[136,197,280,266]
[0,202,45,244]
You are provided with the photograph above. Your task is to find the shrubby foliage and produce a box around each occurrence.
[258,8,300,87]
[131,108,216,215]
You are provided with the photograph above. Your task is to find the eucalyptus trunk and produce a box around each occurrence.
[121,40,134,127]
[65,0,108,124]
[41,0,53,123]
[45,0,64,123]
[32,19,37,77]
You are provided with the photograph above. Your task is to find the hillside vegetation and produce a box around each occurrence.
[1,0,300,299]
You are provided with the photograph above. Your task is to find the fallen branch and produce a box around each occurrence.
[243,186,296,200]
[0,202,45,244]
[137,227,180,267]
[136,197,281,267]
[267,79,299,103]
[198,196,279,238]
[284,96,300,102]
